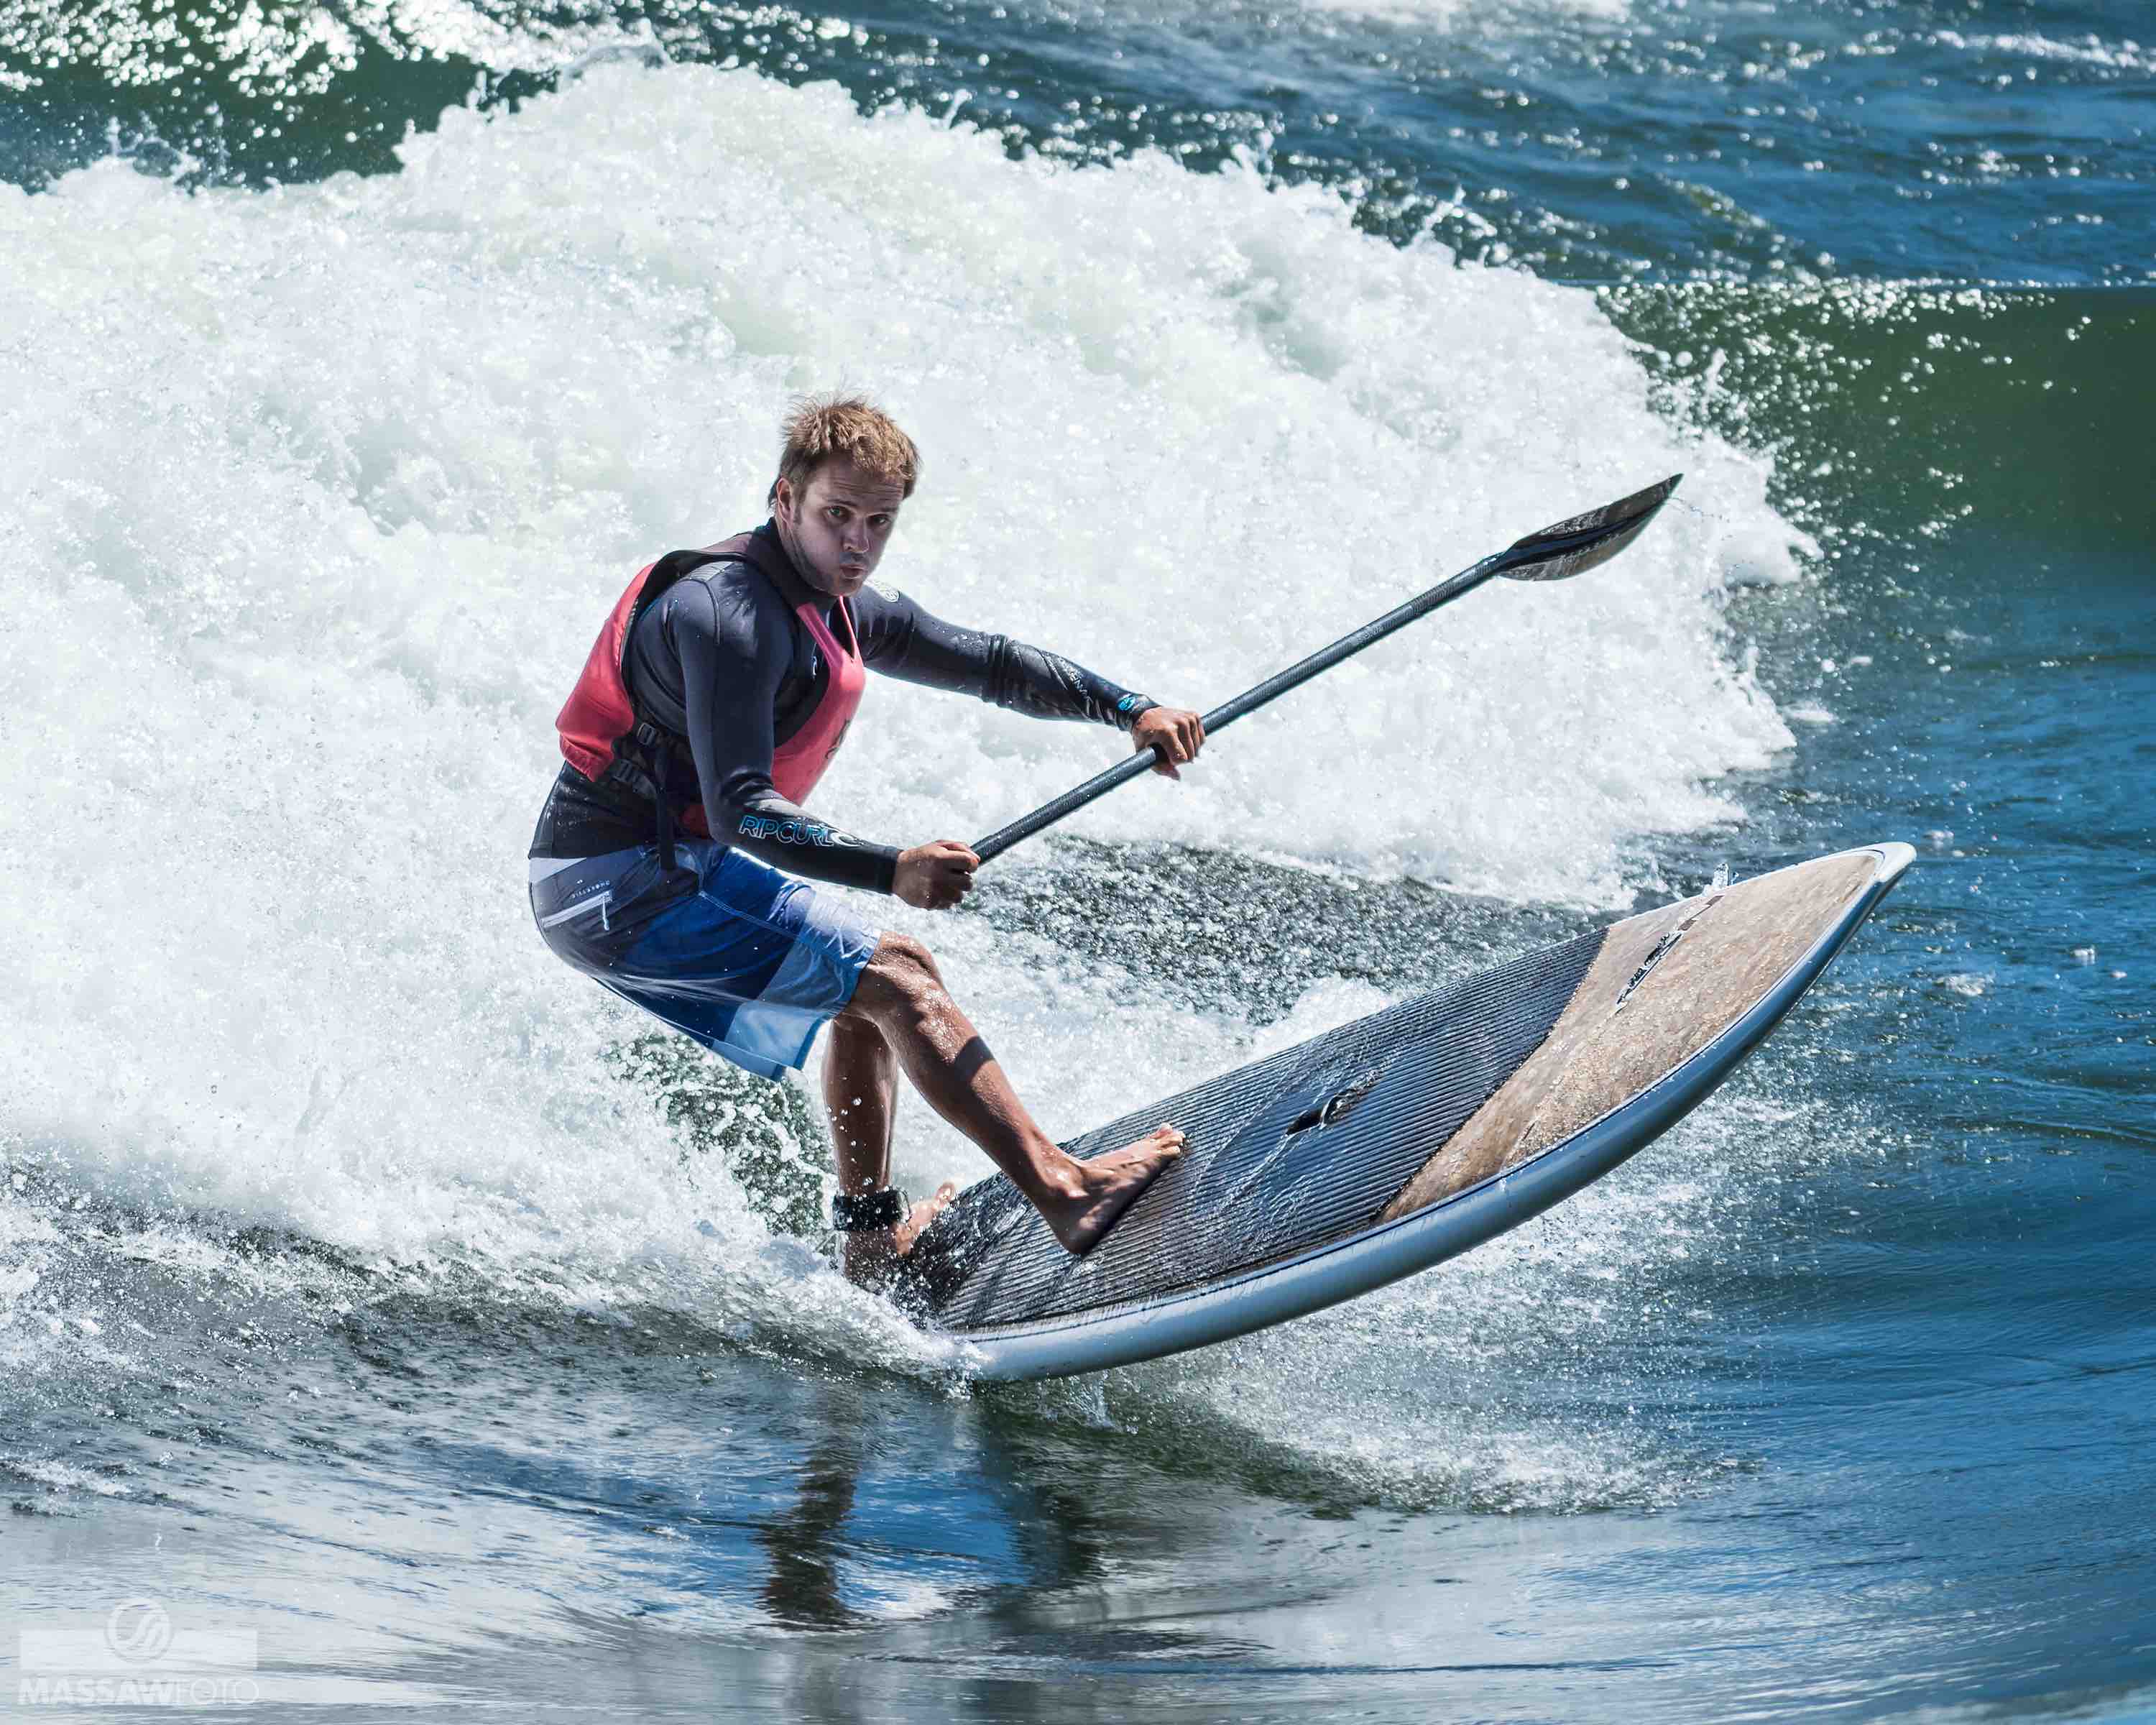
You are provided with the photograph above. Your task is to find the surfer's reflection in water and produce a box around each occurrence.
[752,1381,1023,1634]
[754,1379,1115,1640]
[757,1417,866,1631]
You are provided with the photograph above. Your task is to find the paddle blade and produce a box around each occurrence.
[1500,472,1682,582]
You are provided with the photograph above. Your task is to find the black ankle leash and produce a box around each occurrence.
[830,1187,906,1232]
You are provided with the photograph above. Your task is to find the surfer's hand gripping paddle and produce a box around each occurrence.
[969,473,1683,867]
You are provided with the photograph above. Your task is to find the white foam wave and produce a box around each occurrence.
[1092,0,1628,27]
[0,63,1800,1354]
[1930,30,2155,75]
[1294,0,1627,22]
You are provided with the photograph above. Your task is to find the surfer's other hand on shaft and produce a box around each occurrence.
[1133,707,1205,779]
[895,840,980,910]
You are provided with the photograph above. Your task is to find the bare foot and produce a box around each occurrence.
[1038,1125,1186,1256]
[840,1182,959,1289]
[896,1182,960,1256]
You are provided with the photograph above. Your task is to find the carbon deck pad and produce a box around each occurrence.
[897,926,1606,1333]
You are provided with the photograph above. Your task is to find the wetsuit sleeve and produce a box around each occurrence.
[667,579,902,895]
[852,587,1158,729]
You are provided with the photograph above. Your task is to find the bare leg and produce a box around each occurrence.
[821,1015,956,1284]
[834,935,1183,1258]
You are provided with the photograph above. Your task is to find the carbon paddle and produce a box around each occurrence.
[969,473,1682,867]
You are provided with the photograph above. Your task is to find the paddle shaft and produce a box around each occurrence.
[966,475,1680,868]
[969,552,1506,866]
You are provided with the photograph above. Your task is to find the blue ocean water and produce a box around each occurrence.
[1,0,2151,1719]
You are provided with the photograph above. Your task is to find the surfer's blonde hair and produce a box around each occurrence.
[777,393,921,500]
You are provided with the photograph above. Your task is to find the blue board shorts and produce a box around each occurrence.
[530,840,883,1080]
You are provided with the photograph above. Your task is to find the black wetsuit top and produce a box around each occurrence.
[529,523,1157,893]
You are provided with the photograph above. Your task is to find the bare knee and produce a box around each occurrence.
[872,933,944,992]
[844,933,947,1024]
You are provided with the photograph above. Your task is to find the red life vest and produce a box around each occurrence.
[773,595,865,802]
[554,530,866,862]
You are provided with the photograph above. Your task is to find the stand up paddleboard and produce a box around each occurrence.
[895,842,1912,1381]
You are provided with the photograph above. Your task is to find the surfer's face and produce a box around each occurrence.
[775,459,905,599]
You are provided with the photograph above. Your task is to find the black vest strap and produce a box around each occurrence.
[610,548,724,873]
[608,530,803,873]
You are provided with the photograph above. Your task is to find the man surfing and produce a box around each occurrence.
[530,395,1204,1283]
